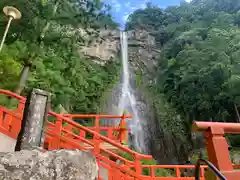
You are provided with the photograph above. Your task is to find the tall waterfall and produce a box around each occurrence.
[119,31,146,153]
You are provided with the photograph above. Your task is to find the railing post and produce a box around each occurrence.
[93,116,101,155]
[95,115,100,134]
[204,126,233,180]
[17,99,25,115]
[15,88,50,151]
[205,126,232,171]
[45,115,62,150]
[50,116,63,150]
[120,113,127,144]
[93,131,100,155]
[135,154,141,178]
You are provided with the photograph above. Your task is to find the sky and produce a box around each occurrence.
[103,0,191,28]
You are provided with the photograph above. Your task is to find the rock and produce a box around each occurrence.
[232,151,240,164]
[0,147,98,180]
[79,29,120,64]
[124,30,189,163]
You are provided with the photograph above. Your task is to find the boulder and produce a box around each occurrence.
[0,147,98,180]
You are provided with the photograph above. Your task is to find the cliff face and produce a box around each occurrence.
[126,30,190,163]
[82,29,190,163]
[79,29,121,65]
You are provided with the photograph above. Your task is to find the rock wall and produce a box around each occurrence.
[0,147,98,180]
[126,30,190,163]
[79,29,121,65]
[82,28,190,163]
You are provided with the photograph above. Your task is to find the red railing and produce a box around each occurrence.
[0,90,129,143]
[193,121,240,180]
[61,114,130,144]
[0,90,25,139]
[44,112,207,180]
[1,89,240,180]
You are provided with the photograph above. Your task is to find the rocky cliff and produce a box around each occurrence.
[126,30,190,163]
[82,29,190,164]
[79,29,121,65]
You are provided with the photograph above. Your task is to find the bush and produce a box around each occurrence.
[228,134,240,147]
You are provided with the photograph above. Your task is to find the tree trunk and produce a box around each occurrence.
[234,103,240,122]
[14,65,30,94]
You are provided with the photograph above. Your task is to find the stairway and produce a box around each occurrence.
[0,89,210,180]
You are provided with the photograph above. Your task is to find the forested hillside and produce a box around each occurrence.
[126,0,240,145]
[0,0,119,115]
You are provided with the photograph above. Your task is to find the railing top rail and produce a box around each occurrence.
[141,164,208,168]
[48,111,152,159]
[0,105,22,117]
[62,114,132,119]
[192,121,240,134]
[0,89,26,101]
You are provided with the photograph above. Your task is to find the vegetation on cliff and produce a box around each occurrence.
[0,0,120,115]
[126,0,240,146]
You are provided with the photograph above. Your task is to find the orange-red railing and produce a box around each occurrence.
[1,89,240,180]
[0,90,128,143]
[45,111,207,180]
[61,114,129,144]
[0,89,25,139]
[193,121,240,180]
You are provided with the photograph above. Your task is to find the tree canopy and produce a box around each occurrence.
[0,0,120,115]
[126,0,240,130]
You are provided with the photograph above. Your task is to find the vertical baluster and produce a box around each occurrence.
[65,123,73,149]
[120,113,127,144]
[135,154,141,178]
[17,99,25,115]
[95,115,100,134]
[176,166,180,177]
[49,116,62,150]
[108,165,113,180]
[93,115,100,155]
[108,128,113,140]
[80,130,86,138]
[150,166,155,177]
[200,166,205,179]
[93,131,100,155]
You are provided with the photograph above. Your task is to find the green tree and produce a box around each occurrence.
[126,0,240,146]
[0,0,120,116]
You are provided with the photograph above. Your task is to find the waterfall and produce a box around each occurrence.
[118,31,146,153]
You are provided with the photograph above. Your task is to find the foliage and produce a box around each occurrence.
[119,152,173,176]
[126,0,240,146]
[0,0,120,117]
